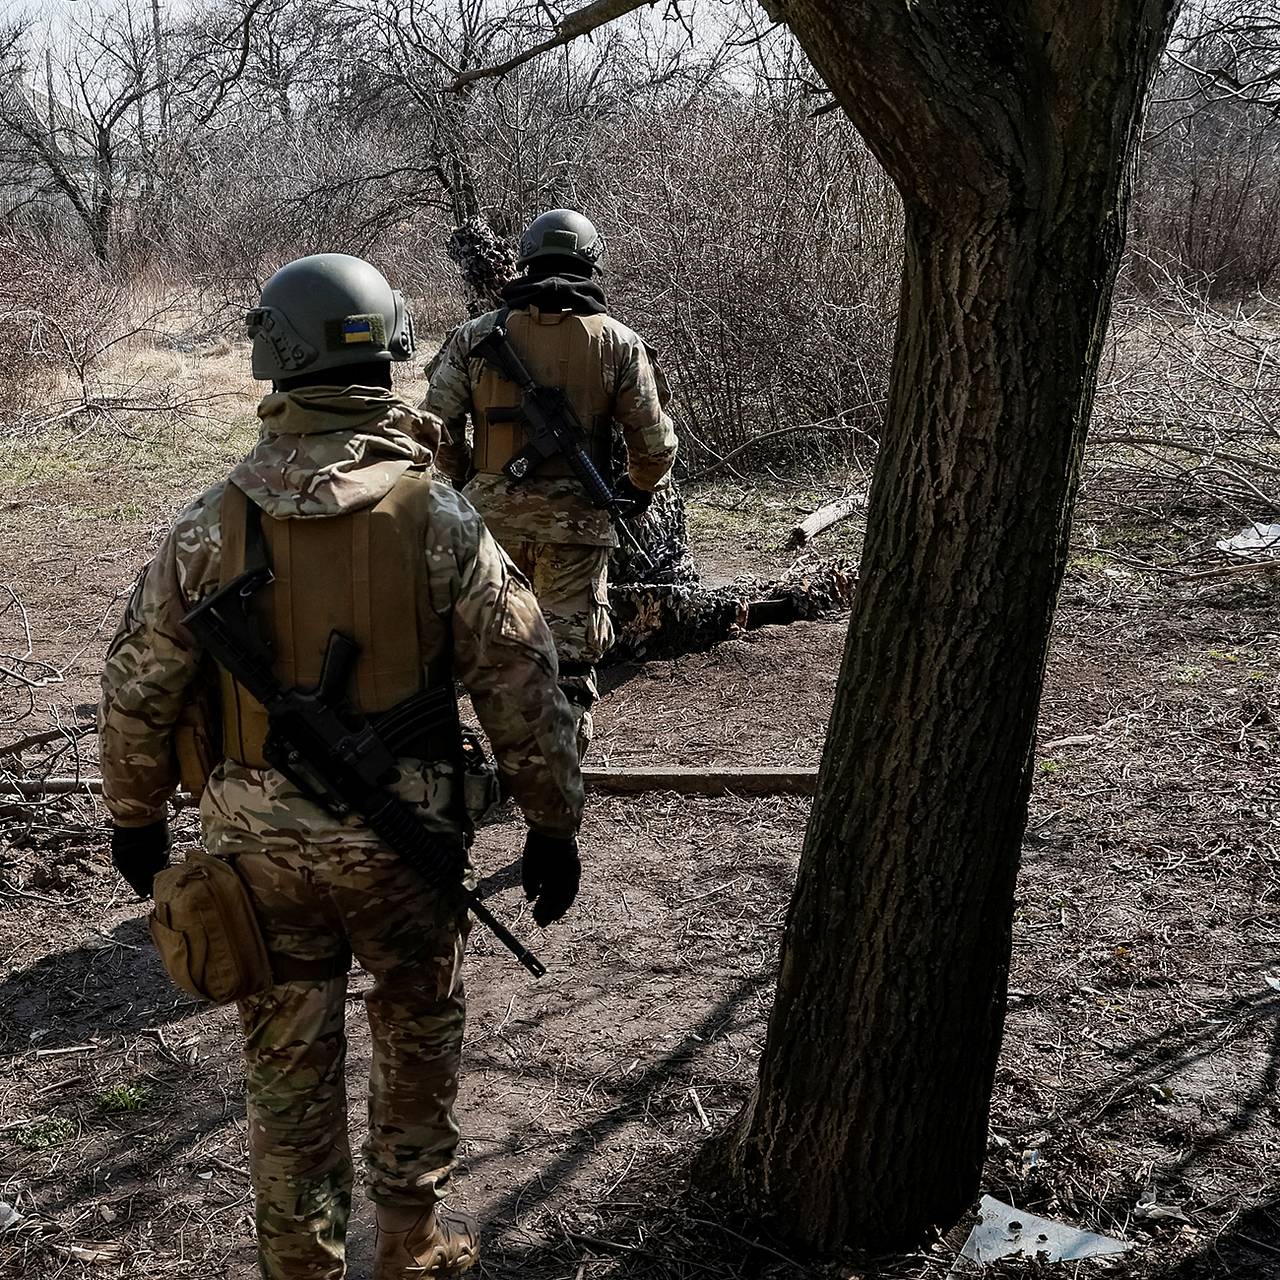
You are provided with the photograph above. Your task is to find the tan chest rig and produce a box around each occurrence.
[156,469,494,1003]
[470,308,615,476]
[216,471,452,770]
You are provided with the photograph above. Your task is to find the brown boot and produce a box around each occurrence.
[374,1203,479,1278]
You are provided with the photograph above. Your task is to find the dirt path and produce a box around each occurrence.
[1,402,1278,1278]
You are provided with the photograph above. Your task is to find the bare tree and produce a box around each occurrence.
[1136,0,1280,291]
[0,0,269,261]
[1166,0,1280,107]
[453,0,1183,1253]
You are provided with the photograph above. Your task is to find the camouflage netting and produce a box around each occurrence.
[608,459,698,587]
[606,557,857,662]
[446,217,520,316]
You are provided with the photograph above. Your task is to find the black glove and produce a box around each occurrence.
[111,820,170,898]
[614,477,653,518]
[521,831,581,927]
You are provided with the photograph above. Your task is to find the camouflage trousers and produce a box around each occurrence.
[231,839,469,1280]
[500,537,613,757]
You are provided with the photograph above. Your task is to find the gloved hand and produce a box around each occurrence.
[521,830,581,927]
[111,819,170,898]
[614,476,653,518]
[434,435,473,490]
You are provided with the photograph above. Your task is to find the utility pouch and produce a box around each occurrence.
[148,853,273,1004]
[461,728,503,826]
[173,669,222,799]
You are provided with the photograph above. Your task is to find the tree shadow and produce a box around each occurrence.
[0,913,203,1055]
[981,980,1280,1277]
[1141,1197,1280,1280]
[1056,983,1280,1182]
[452,967,795,1280]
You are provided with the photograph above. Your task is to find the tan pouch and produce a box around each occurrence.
[173,673,221,800]
[148,853,273,1004]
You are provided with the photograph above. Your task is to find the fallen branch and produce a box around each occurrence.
[1099,550,1280,582]
[0,777,105,798]
[0,723,94,757]
[1092,433,1280,479]
[0,766,822,801]
[686,407,881,482]
[786,493,864,549]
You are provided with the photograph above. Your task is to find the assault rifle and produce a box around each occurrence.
[183,567,546,978]
[473,317,655,574]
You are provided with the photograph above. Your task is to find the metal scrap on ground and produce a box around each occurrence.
[953,1196,1131,1269]
[1216,521,1280,559]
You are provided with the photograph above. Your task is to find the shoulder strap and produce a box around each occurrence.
[219,483,246,586]
[244,497,269,574]
[468,308,511,363]
[219,482,270,584]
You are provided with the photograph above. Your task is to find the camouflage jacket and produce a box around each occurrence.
[422,308,678,547]
[99,386,584,851]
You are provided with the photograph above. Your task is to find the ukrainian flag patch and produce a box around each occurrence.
[326,313,386,351]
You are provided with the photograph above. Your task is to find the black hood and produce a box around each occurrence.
[500,274,608,316]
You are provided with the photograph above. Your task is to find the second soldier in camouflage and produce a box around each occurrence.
[422,209,679,757]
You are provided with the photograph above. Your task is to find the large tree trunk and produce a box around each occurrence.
[703,0,1180,1254]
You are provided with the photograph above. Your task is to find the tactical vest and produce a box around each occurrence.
[218,472,446,768]
[471,308,614,477]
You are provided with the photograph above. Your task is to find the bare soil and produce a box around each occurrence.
[0,356,1277,1278]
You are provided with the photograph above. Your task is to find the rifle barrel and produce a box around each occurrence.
[465,892,547,978]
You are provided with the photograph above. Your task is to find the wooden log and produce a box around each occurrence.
[582,765,818,796]
[786,493,864,549]
[1,767,821,801]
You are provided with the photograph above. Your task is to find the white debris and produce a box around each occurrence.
[953,1195,1131,1268]
[1216,522,1280,559]
[1133,1189,1188,1223]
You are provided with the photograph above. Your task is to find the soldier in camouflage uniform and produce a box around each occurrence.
[99,254,584,1280]
[422,209,678,756]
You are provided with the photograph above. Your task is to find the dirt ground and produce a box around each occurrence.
[0,350,1277,1279]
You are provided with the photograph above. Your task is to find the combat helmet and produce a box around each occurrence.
[246,253,415,382]
[516,209,603,273]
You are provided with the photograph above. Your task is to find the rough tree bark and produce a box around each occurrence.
[698,0,1182,1254]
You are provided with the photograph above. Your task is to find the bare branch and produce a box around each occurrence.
[448,0,652,90]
